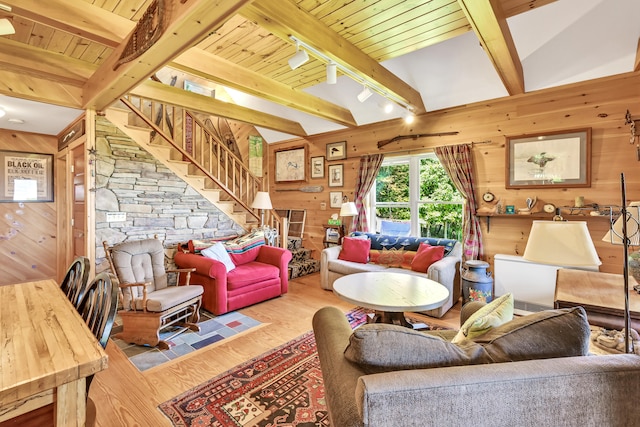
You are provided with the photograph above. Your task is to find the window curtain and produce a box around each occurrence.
[434,144,483,260]
[351,153,384,233]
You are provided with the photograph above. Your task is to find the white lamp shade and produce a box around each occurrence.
[602,202,640,245]
[340,202,358,217]
[523,221,601,267]
[251,191,272,210]
[0,18,15,36]
[288,49,309,70]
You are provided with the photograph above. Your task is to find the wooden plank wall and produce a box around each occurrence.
[0,130,58,285]
[267,72,640,275]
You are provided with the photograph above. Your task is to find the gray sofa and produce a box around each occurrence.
[313,305,640,427]
[321,233,462,318]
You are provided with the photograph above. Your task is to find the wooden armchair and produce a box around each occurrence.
[103,239,203,349]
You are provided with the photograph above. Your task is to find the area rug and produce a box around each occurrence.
[158,307,447,426]
[111,310,263,372]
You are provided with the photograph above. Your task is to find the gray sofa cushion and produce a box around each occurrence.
[344,307,590,373]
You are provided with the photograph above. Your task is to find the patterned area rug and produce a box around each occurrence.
[111,310,262,372]
[158,307,446,426]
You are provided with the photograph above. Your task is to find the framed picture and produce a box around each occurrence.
[326,141,346,160]
[310,156,325,179]
[0,151,54,202]
[329,191,342,208]
[328,163,344,187]
[275,146,306,183]
[506,128,591,189]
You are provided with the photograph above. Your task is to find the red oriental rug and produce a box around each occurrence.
[158,308,445,426]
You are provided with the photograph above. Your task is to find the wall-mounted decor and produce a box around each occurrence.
[328,163,344,187]
[248,135,263,177]
[57,116,85,151]
[326,141,346,160]
[506,128,591,189]
[310,156,325,179]
[0,151,54,202]
[275,146,306,183]
[329,191,342,208]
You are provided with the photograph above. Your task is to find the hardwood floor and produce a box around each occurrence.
[90,273,462,426]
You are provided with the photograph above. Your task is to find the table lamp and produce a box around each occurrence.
[523,220,602,268]
[251,191,272,227]
[339,197,358,235]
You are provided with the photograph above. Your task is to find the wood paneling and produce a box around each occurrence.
[0,130,57,285]
[268,72,640,275]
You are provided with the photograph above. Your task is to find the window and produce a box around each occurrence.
[369,154,463,239]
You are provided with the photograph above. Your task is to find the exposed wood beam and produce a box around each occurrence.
[171,49,356,127]
[458,0,524,95]
[0,38,95,86]
[131,80,307,137]
[240,0,426,114]
[0,70,83,108]
[83,0,252,111]
[2,0,132,47]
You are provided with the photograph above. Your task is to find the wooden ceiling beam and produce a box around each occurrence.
[131,80,307,136]
[83,0,252,111]
[458,0,524,95]
[171,48,357,127]
[240,0,426,113]
[2,0,132,47]
[0,69,83,108]
[0,38,95,86]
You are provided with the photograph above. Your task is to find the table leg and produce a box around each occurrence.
[55,378,86,427]
[370,311,413,328]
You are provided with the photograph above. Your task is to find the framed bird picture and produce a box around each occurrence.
[505,128,591,189]
[275,146,306,183]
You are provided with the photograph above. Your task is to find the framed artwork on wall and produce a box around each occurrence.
[275,146,306,183]
[328,163,344,187]
[506,128,591,189]
[329,191,342,208]
[310,156,325,179]
[0,151,54,202]
[326,141,346,160]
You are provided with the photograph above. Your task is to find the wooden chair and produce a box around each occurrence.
[60,256,91,308]
[103,238,203,349]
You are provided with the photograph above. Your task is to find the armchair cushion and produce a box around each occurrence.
[227,261,281,290]
[133,284,204,312]
[201,242,235,272]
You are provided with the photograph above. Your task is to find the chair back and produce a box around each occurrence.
[77,272,119,349]
[60,256,91,308]
[105,239,168,309]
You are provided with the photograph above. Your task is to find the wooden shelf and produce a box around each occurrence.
[477,212,611,232]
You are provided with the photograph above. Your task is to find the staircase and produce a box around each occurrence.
[104,96,286,242]
[287,237,320,280]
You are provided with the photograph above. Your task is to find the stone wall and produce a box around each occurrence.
[94,116,244,271]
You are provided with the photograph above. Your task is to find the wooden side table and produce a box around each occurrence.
[554,269,640,330]
[323,224,344,247]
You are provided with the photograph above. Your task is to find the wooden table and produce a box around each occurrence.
[554,269,640,330]
[333,272,450,328]
[0,279,108,426]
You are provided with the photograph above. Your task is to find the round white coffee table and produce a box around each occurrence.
[332,271,450,328]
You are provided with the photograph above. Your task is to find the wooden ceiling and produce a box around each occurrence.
[0,0,558,136]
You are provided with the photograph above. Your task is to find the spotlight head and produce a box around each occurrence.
[288,49,309,70]
[357,86,372,103]
[383,103,394,114]
[326,62,337,84]
[403,111,415,124]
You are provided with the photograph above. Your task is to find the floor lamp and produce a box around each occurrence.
[601,173,639,354]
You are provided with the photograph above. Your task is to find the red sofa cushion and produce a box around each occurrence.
[227,261,280,290]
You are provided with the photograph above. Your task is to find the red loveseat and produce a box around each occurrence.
[174,245,292,315]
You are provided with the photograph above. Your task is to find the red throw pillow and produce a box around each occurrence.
[338,237,371,264]
[411,243,445,273]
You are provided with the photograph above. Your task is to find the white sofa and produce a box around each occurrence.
[320,233,462,318]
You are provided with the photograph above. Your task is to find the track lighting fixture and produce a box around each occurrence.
[403,110,415,124]
[326,62,337,85]
[357,86,372,103]
[288,42,309,70]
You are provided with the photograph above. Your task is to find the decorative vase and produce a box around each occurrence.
[461,260,494,304]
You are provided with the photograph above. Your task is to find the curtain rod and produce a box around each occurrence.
[375,140,493,157]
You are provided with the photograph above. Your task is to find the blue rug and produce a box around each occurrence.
[111,311,262,372]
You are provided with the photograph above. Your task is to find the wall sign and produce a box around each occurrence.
[0,151,54,202]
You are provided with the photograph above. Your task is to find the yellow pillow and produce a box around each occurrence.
[451,293,514,344]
